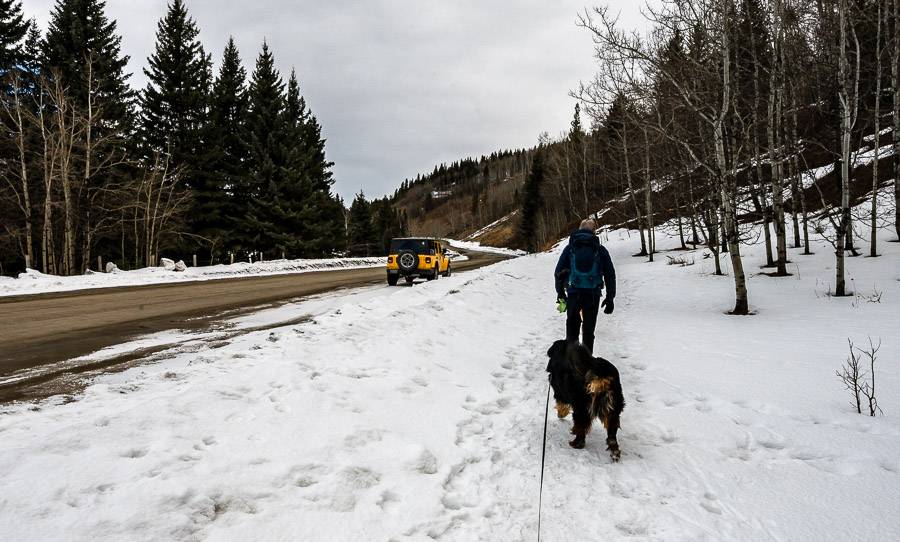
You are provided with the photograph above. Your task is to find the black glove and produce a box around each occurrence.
[556,292,567,303]
[601,297,615,315]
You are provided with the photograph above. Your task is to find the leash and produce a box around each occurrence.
[537,381,551,542]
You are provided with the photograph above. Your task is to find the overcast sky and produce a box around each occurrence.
[23,0,650,202]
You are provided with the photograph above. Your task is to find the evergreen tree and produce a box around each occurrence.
[372,197,406,255]
[570,102,586,215]
[0,0,27,72]
[140,0,216,256]
[519,151,545,252]
[43,0,134,131]
[141,0,212,168]
[347,192,377,256]
[21,19,40,73]
[207,37,250,254]
[243,41,288,255]
[282,69,344,256]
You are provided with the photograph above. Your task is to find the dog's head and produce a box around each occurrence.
[546,340,593,379]
[547,339,568,362]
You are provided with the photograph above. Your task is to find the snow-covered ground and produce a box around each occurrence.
[1,214,899,540]
[0,257,388,298]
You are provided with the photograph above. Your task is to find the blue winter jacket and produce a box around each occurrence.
[554,229,616,299]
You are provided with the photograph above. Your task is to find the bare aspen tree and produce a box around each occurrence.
[870,0,884,257]
[894,0,900,240]
[45,74,83,276]
[133,155,189,267]
[621,111,649,256]
[1,72,34,269]
[789,83,812,254]
[749,4,775,267]
[767,0,788,275]
[37,82,56,275]
[715,0,749,312]
[642,124,656,260]
[834,0,860,297]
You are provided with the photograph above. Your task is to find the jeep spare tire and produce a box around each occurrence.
[397,250,418,273]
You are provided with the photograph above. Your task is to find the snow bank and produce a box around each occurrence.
[0,256,386,298]
[1,218,899,540]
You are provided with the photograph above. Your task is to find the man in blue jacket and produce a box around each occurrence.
[554,219,616,354]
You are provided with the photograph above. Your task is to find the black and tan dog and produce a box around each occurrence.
[546,340,625,461]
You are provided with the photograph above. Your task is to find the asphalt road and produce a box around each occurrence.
[0,250,506,386]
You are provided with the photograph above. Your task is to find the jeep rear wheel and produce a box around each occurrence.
[397,250,418,273]
[387,273,399,286]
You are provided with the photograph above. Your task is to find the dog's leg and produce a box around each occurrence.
[569,404,591,449]
[555,401,571,419]
[605,411,621,462]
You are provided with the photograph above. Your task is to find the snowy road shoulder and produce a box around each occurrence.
[0,255,554,540]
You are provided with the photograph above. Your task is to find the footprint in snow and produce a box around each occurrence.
[377,490,401,511]
[700,492,723,514]
[121,447,148,459]
[340,466,381,489]
[344,429,384,448]
[407,448,439,475]
[662,397,683,408]
[756,435,786,451]
[288,463,328,488]
[660,428,678,444]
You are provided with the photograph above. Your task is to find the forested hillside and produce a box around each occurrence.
[0,0,343,276]
[388,149,531,246]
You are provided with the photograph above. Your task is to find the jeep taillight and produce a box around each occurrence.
[387,256,394,264]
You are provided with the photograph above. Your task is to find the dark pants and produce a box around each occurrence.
[566,288,601,354]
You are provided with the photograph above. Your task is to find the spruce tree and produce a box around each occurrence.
[244,41,288,255]
[141,0,212,168]
[0,0,27,72]
[207,37,250,254]
[282,69,344,256]
[43,0,134,131]
[570,102,586,216]
[21,20,40,73]
[519,151,546,252]
[141,0,215,255]
[347,192,377,256]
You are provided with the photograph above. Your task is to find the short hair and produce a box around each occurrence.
[580,218,597,231]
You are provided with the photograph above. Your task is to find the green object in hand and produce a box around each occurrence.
[556,298,567,313]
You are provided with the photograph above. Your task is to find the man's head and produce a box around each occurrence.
[580,218,597,232]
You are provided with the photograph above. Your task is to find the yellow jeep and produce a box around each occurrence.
[386,238,452,285]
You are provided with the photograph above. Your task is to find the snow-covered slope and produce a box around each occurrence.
[1,218,898,540]
[445,238,527,257]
